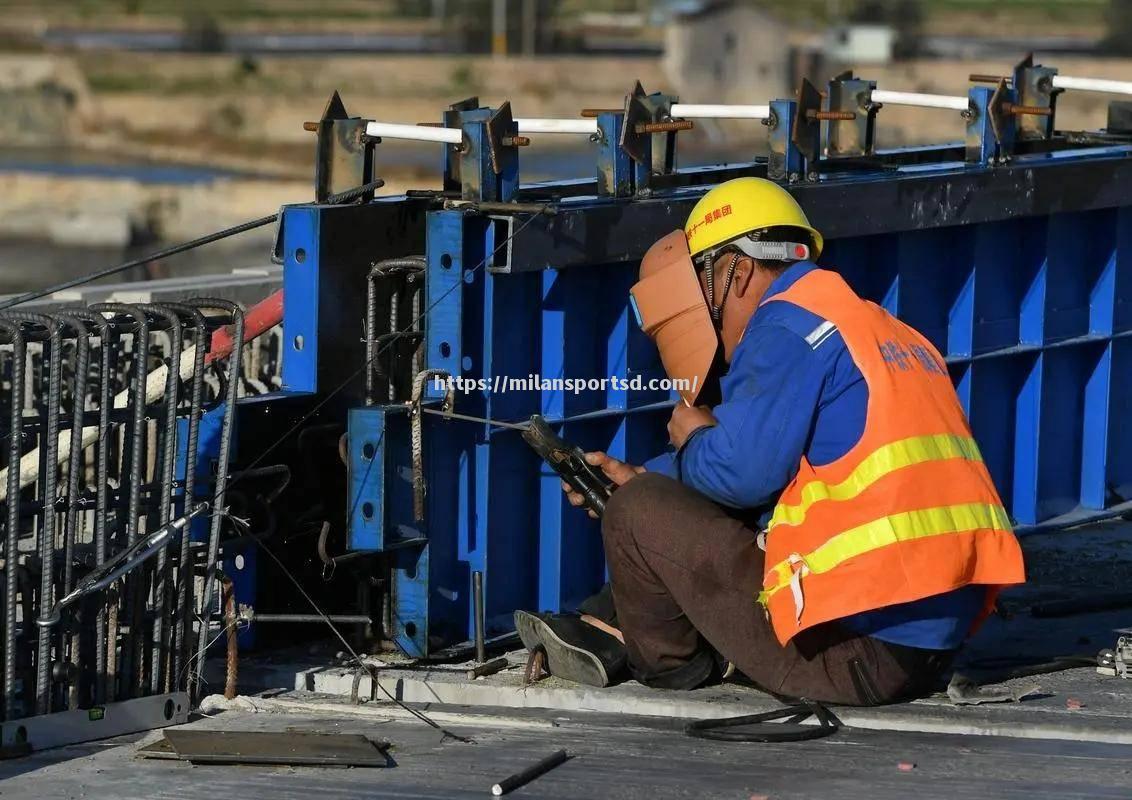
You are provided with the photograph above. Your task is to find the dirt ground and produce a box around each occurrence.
[5,46,1132,243]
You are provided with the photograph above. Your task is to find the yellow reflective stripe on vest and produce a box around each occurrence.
[757,502,1012,606]
[768,434,984,530]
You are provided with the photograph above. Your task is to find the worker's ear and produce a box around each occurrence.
[730,256,756,298]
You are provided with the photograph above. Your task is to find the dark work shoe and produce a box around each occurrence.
[514,610,628,687]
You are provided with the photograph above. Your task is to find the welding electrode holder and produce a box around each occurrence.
[36,503,211,628]
[522,415,614,517]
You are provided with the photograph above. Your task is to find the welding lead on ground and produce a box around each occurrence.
[37,503,211,628]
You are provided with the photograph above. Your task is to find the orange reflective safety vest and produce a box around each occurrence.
[756,269,1025,646]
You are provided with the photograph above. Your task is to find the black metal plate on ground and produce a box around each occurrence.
[161,730,391,767]
[135,738,181,761]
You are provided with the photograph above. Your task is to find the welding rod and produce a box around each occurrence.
[1052,75,1132,96]
[365,121,463,145]
[871,90,969,111]
[516,118,598,135]
[670,103,771,120]
[491,749,570,796]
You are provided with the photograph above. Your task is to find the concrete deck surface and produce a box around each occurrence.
[3,697,1132,800]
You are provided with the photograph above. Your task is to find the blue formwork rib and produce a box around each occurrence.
[283,141,1132,657]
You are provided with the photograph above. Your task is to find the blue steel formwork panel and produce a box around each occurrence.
[342,147,1132,654]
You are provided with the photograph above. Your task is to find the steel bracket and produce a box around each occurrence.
[596,111,634,197]
[965,84,1016,165]
[1014,53,1060,141]
[767,99,803,182]
[619,82,680,194]
[443,96,480,193]
[826,71,879,158]
[441,100,522,202]
[792,78,823,179]
[313,91,376,204]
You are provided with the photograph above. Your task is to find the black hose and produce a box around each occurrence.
[685,699,840,743]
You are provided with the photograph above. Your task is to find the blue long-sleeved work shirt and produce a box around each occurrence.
[644,261,983,650]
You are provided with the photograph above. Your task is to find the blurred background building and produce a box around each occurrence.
[0,0,1128,291]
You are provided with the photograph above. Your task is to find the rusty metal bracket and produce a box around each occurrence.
[1013,53,1060,141]
[791,78,824,172]
[618,81,681,184]
[986,79,1015,151]
[310,91,376,204]
[485,100,526,176]
[619,82,655,165]
[968,54,1060,142]
[827,71,879,158]
[442,96,480,192]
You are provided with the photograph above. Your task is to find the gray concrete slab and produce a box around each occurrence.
[208,655,1132,744]
[2,698,1131,800]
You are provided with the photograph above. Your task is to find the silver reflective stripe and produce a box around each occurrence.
[804,320,837,349]
[732,238,810,262]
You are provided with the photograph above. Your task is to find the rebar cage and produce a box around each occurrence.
[0,300,259,722]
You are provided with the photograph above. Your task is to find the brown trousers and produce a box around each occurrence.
[600,473,953,705]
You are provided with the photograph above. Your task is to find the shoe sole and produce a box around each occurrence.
[514,611,610,688]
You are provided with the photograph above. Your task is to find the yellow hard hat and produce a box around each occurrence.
[684,177,823,260]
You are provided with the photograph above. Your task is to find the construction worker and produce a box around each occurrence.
[515,177,1026,704]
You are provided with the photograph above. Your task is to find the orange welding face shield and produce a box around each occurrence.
[629,230,718,406]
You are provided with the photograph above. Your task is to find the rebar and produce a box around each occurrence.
[473,571,486,664]
[162,303,208,692]
[634,120,693,134]
[189,299,243,701]
[52,313,90,709]
[5,311,63,715]
[366,257,425,405]
[138,305,182,695]
[0,319,26,720]
[67,309,111,703]
[89,303,149,699]
[222,574,238,700]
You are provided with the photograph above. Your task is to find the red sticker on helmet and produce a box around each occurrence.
[794,244,807,258]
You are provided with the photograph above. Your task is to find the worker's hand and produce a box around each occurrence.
[667,404,717,450]
[561,451,643,519]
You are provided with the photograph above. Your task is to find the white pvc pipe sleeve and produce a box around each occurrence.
[515,118,599,134]
[670,104,771,119]
[364,121,463,145]
[1052,75,1132,96]
[871,90,969,111]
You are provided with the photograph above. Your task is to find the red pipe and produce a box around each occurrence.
[205,289,284,364]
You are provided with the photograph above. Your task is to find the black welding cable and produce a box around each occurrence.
[0,179,385,311]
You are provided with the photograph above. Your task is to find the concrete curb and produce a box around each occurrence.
[225,659,1132,746]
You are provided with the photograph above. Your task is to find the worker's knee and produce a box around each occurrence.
[602,472,676,542]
